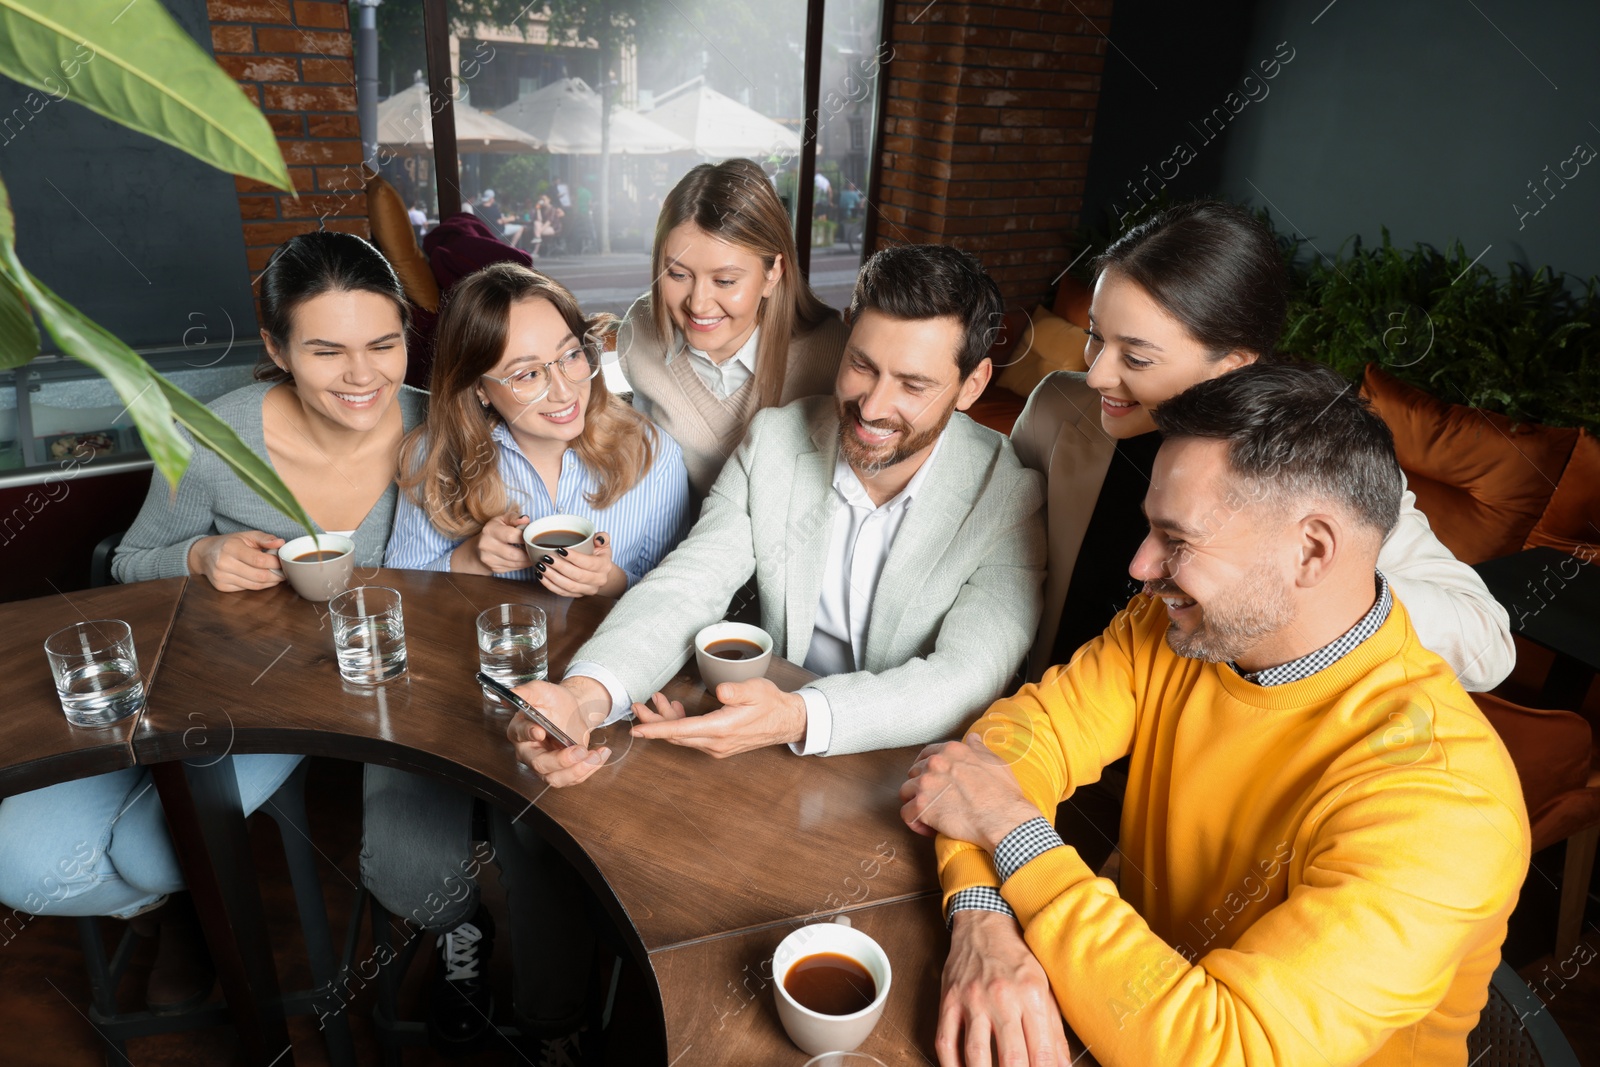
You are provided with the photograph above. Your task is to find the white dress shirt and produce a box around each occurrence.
[792,433,945,754]
[567,431,945,757]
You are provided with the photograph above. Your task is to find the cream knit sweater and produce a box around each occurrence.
[614,294,849,498]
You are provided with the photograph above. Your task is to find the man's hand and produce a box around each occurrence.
[629,677,807,758]
[900,734,1039,850]
[505,676,613,787]
[188,531,286,592]
[938,910,1072,1067]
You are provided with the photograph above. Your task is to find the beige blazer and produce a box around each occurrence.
[1012,371,1516,691]
[574,396,1047,755]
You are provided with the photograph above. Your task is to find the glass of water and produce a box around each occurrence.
[477,604,548,705]
[44,620,146,727]
[329,586,408,685]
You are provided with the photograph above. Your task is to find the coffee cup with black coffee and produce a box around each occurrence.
[693,622,773,691]
[522,513,597,569]
[277,533,356,602]
[772,917,892,1055]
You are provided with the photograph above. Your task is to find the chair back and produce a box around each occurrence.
[1466,961,1581,1067]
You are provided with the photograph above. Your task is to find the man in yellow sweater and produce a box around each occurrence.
[900,361,1529,1067]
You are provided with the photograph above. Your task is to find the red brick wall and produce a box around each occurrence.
[206,0,368,275]
[873,0,1111,307]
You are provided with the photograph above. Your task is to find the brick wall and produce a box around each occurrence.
[872,0,1111,307]
[207,0,368,275]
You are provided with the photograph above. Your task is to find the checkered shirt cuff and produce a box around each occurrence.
[994,817,1066,883]
[945,887,1015,928]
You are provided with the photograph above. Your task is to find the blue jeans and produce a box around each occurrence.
[0,754,302,920]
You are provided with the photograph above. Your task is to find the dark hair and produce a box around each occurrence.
[848,243,1003,380]
[1151,360,1402,535]
[1095,200,1286,362]
[254,230,410,383]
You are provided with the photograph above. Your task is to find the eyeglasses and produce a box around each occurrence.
[481,342,601,404]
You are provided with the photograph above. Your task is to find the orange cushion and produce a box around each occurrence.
[1473,693,1599,852]
[1526,429,1600,555]
[366,175,440,312]
[1360,365,1577,564]
[996,306,1091,397]
[1051,272,1092,329]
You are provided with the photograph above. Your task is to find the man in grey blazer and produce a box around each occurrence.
[508,244,1046,786]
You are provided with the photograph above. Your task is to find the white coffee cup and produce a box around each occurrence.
[522,513,596,566]
[277,533,355,602]
[694,622,773,691]
[773,919,892,1056]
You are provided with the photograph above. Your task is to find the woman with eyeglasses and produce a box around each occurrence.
[386,262,690,594]
[375,263,687,1060]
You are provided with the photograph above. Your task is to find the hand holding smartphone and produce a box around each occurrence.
[476,672,580,749]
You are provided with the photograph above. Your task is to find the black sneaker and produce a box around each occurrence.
[425,907,496,1054]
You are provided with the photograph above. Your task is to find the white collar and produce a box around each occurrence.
[668,324,761,372]
[831,424,946,512]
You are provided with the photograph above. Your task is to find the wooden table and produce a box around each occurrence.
[1474,546,1600,709]
[129,569,949,1065]
[0,578,184,797]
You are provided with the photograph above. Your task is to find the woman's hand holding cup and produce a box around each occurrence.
[454,512,530,576]
[534,532,625,598]
[188,530,287,592]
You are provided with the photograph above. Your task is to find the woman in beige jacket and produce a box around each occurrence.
[614,159,849,499]
[1016,201,1513,691]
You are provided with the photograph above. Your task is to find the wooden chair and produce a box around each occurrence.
[1467,959,1582,1066]
[1474,693,1600,957]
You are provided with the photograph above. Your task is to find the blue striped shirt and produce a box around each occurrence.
[385,421,691,586]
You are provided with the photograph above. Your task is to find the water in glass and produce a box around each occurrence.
[479,624,548,687]
[56,659,145,727]
[334,615,408,684]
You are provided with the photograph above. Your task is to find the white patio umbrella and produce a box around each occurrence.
[644,76,802,159]
[377,80,544,154]
[493,78,688,155]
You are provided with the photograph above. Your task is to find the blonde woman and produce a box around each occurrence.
[617,157,848,497]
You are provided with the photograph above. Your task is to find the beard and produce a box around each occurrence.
[837,396,955,476]
[1145,559,1295,664]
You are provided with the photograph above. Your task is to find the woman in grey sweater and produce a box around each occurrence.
[0,231,422,1012]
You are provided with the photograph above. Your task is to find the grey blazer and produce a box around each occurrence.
[1011,371,1515,691]
[573,395,1047,755]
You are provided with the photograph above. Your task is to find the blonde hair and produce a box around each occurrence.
[650,158,836,410]
[401,263,657,538]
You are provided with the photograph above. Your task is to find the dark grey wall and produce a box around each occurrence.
[1084,0,1600,283]
[0,0,255,353]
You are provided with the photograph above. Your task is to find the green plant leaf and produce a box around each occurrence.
[155,377,315,536]
[0,0,291,191]
[0,174,40,367]
[0,267,38,367]
[5,257,188,483]
[4,257,315,536]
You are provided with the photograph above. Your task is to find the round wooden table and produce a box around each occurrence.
[8,571,1096,1065]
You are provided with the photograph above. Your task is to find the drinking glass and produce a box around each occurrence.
[477,604,548,703]
[329,586,408,684]
[44,619,145,727]
[804,1054,888,1066]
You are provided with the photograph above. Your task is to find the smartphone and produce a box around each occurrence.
[476,672,580,749]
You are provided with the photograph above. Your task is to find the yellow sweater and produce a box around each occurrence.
[938,594,1529,1067]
